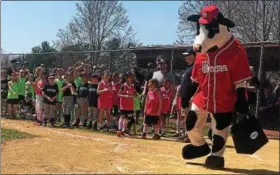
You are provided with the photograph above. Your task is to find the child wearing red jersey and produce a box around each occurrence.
[160,78,172,136]
[117,72,136,137]
[142,79,162,140]
[97,71,113,131]
[111,72,121,118]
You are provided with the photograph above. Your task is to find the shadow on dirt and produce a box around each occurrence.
[186,162,279,174]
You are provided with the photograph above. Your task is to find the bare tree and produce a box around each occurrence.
[176,1,280,44]
[0,48,10,68]
[56,0,135,66]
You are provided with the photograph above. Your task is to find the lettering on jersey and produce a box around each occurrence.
[46,89,57,93]
[80,87,88,91]
[202,61,228,73]
[89,88,96,92]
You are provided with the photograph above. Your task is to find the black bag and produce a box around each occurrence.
[231,113,269,155]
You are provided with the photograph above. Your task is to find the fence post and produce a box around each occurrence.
[256,1,266,119]
[170,47,174,73]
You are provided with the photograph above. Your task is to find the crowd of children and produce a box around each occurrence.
[1,62,190,141]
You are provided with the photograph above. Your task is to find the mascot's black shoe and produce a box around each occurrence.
[205,155,225,169]
[182,143,211,159]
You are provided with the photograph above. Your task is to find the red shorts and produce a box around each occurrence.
[98,99,112,110]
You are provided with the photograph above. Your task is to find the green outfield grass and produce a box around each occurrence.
[1,128,36,142]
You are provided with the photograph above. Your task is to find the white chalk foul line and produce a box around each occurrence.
[116,166,127,173]
[249,154,262,160]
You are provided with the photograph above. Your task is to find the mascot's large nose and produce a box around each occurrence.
[193,44,202,53]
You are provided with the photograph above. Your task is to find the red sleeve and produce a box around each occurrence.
[229,47,251,84]
[98,81,104,90]
[191,60,199,83]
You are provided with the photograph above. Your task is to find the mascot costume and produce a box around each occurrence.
[182,5,251,168]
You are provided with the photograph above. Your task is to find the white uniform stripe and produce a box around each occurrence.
[212,38,236,113]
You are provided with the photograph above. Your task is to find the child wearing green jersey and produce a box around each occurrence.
[55,68,65,122]
[7,72,19,118]
[25,74,35,106]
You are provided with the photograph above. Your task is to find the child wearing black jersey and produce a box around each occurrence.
[42,74,59,127]
[87,74,99,130]
[60,72,76,128]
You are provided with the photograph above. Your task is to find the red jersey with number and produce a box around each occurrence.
[119,83,136,111]
[112,81,121,106]
[160,87,172,114]
[145,89,161,116]
[191,37,251,113]
[98,80,113,109]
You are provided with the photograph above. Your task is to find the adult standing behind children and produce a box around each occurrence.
[179,48,197,118]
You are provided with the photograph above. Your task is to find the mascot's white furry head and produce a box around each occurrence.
[187,5,235,54]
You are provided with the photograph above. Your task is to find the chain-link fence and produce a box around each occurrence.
[1,41,279,139]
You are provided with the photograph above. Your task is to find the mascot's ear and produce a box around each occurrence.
[220,18,235,28]
[187,15,200,22]
[217,13,235,28]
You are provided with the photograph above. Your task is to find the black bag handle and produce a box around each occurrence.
[232,112,255,125]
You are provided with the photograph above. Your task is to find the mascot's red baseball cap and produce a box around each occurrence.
[199,5,219,24]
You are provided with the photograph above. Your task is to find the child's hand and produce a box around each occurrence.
[103,88,108,92]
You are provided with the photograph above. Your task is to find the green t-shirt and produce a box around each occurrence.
[74,77,83,87]
[55,78,65,102]
[7,81,19,99]
[18,78,26,96]
[74,77,83,95]
[134,93,141,111]
[26,81,35,98]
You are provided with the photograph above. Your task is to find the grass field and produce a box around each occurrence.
[1,128,36,142]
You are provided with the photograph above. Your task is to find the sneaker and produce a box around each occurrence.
[117,131,122,137]
[141,133,147,139]
[152,134,161,140]
[123,130,132,137]
[34,120,41,126]
[42,120,47,127]
[172,133,180,137]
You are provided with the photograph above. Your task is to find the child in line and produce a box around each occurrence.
[160,78,173,136]
[33,67,45,125]
[142,79,162,140]
[97,71,113,131]
[7,72,19,119]
[117,72,136,137]
[42,74,59,127]
[55,68,65,122]
[60,72,76,128]
[111,72,121,118]
[87,74,99,130]
[73,71,89,127]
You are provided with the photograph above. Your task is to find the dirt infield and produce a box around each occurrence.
[1,119,279,174]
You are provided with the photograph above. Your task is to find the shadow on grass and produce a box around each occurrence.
[186,162,279,174]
